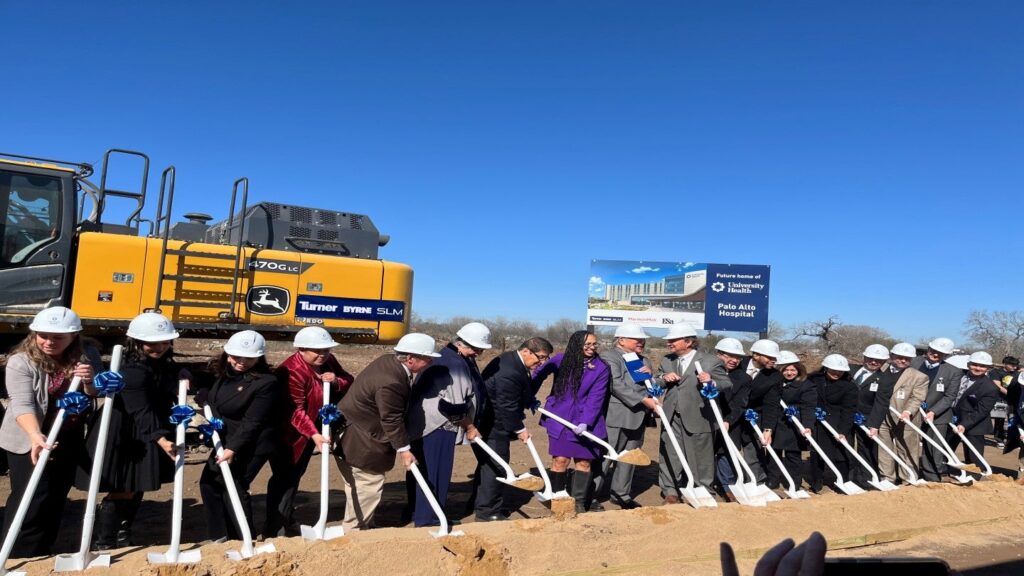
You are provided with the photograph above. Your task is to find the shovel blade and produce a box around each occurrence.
[785,489,811,499]
[729,484,766,507]
[836,481,867,495]
[300,524,344,540]
[55,551,110,572]
[870,480,899,491]
[430,528,465,538]
[147,549,202,564]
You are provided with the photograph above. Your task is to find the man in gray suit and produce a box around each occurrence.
[595,323,656,509]
[910,337,961,481]
[654,325,730,504]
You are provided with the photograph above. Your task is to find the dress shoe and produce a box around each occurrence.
[723,491,737,503]
[587,500,606,512]
[663,495,680,505]
[610,495,641,510]
[475,513,509,522]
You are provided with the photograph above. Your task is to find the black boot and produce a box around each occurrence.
[549,470,568,494]
[571,470,593,514]
[94,501,119,551]
[113,494,142,546]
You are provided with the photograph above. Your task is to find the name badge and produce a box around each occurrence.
[897,390,906,399]
[936,384,945,392]
[869,382,878,392]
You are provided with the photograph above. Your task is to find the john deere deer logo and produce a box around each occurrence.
[246,286,290,316]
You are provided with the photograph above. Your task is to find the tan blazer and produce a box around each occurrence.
[338,354,411,474]
[885,366,929,425]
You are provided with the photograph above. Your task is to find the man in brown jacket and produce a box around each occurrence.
[877,342,930,483]
[336,333,440,530]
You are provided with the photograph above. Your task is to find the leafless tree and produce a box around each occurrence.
[964,310,1024,359]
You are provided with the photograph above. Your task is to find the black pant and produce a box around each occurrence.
[768,449,804,490]
[946,431,986,468]
[263,442,315,534]
[473,431,511,518]
[1,432,84,558]
[919,423,950,481]
[993,418,1006,441]
[809,435,849,492]
[200,450,266,541]
[849,428,879,488]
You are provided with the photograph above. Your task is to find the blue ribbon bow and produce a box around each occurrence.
[814,407,828,421]
[57,391,91,415]
[197,417,224,447]
[93,371,125,395]
[319,404,342,425]
[528,398,542,415]
[1009,415,1018,428]
[784,405,799,418]
[744,409,760,424]
[169,404,196,427]
[920,401,928,411]
[646,382,665,398]
[853,412,866,426]
[699,382,719,400]
[952,415,959,426]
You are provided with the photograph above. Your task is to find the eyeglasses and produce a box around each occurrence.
[531,350,551,362]
[583,342,599,349]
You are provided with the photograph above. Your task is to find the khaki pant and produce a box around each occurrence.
[334,458,385,531]
[877,416,921,482]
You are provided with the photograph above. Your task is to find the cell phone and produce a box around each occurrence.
[824,557,951,575]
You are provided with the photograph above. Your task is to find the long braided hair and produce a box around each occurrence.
[552,330,590,399]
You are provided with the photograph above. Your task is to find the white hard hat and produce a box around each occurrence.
[664,324,697,340]
[945,354,969,370]
[776,350,800,365]
[863,344,890,361]
[126,312,180,342]
[29,306,82,333]
[394,333,441,357]
[890,342,917,358]
[749,339,780,358]
[614,324,648,339]
[714,337,746,356]
[224,330,266,358]
[821,354,850,372]
[968,351,993,366]
[293,326,338,349]
[928,337,955,355]
[456,322,492,349]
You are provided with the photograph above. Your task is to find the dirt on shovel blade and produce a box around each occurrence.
[511,475,545,492]
[960,463,983,474]
[615,449,651,466]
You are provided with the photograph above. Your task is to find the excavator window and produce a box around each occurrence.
[0,171,62,267]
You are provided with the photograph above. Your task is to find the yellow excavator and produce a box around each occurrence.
[0,148,413,350]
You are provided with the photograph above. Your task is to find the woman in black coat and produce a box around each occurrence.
[76,313,184,549]
[198,330,279,542]
[808,354,857,493]
[770,352,816,490]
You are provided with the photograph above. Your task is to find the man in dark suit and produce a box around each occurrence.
[713,338,752,499]
[847,344,892,489]
[473,337,553,521]
[654,325,729,503]
[740,339,782,483]
[947,351,1001,469]
[910,337,962,481]
[336,333,440,531]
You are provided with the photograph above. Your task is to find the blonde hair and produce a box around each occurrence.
[12,331,85,377]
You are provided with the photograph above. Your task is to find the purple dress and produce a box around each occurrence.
[535,353,610,460]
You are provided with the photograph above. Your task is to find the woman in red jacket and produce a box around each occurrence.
[263,327,354,537]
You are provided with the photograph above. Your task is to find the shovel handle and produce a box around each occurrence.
[947,423,993,475]
[782,401,846,484]
[471,437,517,479]
[820,420,879,483]
[523,437,554,494]
[409,462,452,536]
[537,407,616,454]
[861,425,920,483]
[653,404,697,491]
[750,420,799,494]
[909,407,963,464]
[203,405,255,558]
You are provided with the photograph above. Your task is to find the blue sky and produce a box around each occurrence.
[3,1,1022,344]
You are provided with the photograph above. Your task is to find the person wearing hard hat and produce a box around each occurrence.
[405,322,489,527]
[846,344,894,490]
[946,352,1001,470]
[770,351,816,492]
[198,330,279,542]
[533,330,611,513]
[594,324,655,510]
[987,356,1019,449]
[712,338,752,500]
[739,339,783,484]
[876,343,930,484]
[808,354,857,493]
[336,333,439,530]
[0,306,102,558]
[263,327,354,537]
[473,336,553,522]
[71,312,186,549]
[910,337,963,482]
[653,325,729,504]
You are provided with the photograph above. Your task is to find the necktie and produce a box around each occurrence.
[954,376,972,405]
[855,370,868,386]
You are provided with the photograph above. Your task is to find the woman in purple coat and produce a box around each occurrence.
[534,330,610,513]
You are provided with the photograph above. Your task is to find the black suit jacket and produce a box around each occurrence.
[742,363,783,443]
[480,351,533,436]
[721,367,752,445]
[850,364,894,429]
[774,378,817,451]
[952,376,1000,436]
[207,369,279,457]
[811,371,858,438]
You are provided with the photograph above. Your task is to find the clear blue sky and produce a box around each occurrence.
[3,1,1021,345]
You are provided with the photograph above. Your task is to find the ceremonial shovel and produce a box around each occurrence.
[946,422,992,477]
[537,408,651,466]
[408,461,463,537]
[781,401,865,495]
[818,418,897,491]
[857,422,927,486]
[898,407,971,484]
[56,346,124,572]
[202,406,276,560]
[300,379,345,541]
[745,411,810,499]
[470,437,545,493]
[522,436,568,501]
[147,379,202,564]
[0,377,84,576]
